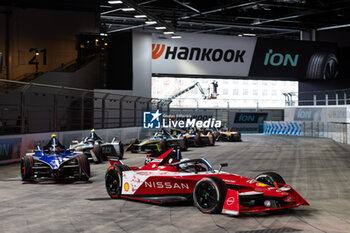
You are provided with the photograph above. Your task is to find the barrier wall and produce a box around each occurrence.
[264,121,350,145]
[0,127,154,165]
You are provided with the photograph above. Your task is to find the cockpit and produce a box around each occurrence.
[169,158,214,173]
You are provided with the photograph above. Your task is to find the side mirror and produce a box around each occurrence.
[219,163,228,172]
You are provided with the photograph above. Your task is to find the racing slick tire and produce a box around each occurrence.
[208,134,215,146]
[130,138,139,153]
[21,156,34,181]
[254,172,286,188]
[181,138,189,151]
[105,165,131,198]
[118,142,124,160]
[92,143,103,164]
[193,177,227,214]
[78,154,90,181]
[194,135,201,147]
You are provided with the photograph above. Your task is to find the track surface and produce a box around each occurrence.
[1,135,350,233]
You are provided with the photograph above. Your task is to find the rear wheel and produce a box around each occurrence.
[194,135,201,147]
[208,134,215,146]
[21,156,34,181]
[130,138,139,153]
[92,143,102,163]
[254,172,285,188]
[105,165,131,198]
[78,155,90,181]
[181,138,188,151]
[118,143,124,159]
[193,177,227,214]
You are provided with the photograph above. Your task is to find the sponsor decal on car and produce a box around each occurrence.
[124,182,130,191]
[144,181,190,189]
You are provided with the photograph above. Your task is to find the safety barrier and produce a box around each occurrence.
[0,127,155,165]
[264,121,350,145]
[263,121,301,135]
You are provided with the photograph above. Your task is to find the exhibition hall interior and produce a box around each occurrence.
[1,0,350,232]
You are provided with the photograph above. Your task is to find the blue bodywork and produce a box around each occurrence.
[32,150,81,170]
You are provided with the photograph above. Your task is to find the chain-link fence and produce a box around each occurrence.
[0,79,170,135]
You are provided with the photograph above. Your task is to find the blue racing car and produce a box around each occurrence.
[21,135,90,182]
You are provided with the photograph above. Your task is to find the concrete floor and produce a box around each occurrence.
[1,134,350,233]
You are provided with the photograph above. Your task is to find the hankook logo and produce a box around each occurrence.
[152,44,165,59]
[152,43,246,63]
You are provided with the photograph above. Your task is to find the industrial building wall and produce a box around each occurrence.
[0,7,98,80]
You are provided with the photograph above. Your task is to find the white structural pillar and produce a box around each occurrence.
[313,95,317,106]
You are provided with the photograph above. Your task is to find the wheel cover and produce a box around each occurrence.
[195,181,218,210]
[106,171,120,196]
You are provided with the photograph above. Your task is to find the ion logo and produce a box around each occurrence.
[264,49,299,67]
[143,110,162,129]
[152,44,165,59]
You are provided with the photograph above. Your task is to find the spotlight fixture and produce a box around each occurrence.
[155,26,166,30]
[134,15,147,18]
[163,31,174,34]
[108,0,123,4]
[171,35,182,39]
[145,20,157,25]
[121,8,135,11]
[243,33,256,37]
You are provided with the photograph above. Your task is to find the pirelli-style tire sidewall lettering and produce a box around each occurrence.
[193,176,227,214]
[254,172,286,188]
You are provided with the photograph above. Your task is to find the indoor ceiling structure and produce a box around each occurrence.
[1,0,350,39]
[99,0,350,39]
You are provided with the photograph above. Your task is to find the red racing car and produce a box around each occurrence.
[105,148,309,216]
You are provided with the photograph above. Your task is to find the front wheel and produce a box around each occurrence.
[105,165,131,198]
[21,156,34,181]
[193,177,227,214]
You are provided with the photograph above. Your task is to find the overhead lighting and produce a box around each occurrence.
[100,33,108,36]
[108,0,123,4]
[134,15,147,18]
[145,20,157,25]
[121,8,135,11]
[155,26,166,30]
[163,31,174,34]
[243,33,256,37]
[171,35,182,39]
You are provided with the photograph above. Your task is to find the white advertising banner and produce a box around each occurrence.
[152,33,257,77]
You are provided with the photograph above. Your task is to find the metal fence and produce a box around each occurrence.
[264,121,350,145]
[0,79,170,135]
[298,88,350,106]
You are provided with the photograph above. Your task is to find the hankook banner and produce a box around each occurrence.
[152,32,337,80]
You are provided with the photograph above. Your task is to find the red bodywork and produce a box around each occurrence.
[108,148,309,215]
